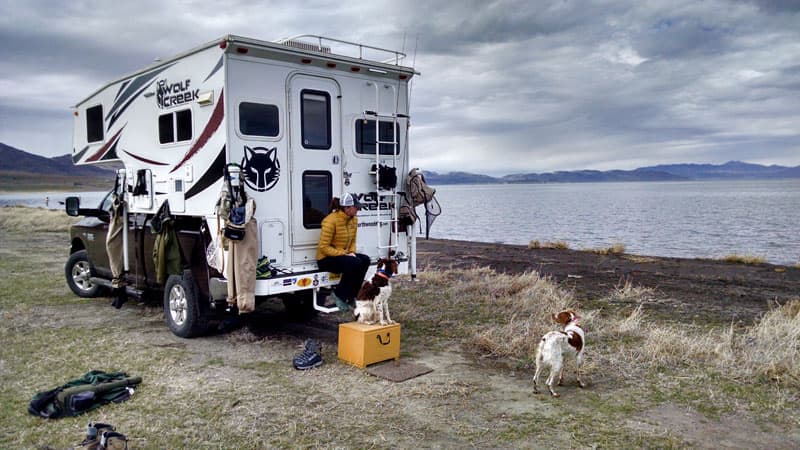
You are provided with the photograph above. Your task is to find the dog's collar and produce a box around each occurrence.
[376,270,391,280]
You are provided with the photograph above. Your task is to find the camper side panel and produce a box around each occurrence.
[72,46,227,217]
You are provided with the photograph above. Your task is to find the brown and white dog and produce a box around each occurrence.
[354,258,398,325]
[533,309,586,397]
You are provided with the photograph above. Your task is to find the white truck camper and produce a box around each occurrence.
[70,35,419,336]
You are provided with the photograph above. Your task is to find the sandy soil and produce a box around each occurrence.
[416,238,800,326]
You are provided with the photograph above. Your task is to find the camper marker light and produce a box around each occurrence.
[326,62,336,68]
[399,74,408,80]
[219,41,227,49]
[197,91,214,106]
[236,47,248,54]
[301,58,312,64]
[350,66,361,72]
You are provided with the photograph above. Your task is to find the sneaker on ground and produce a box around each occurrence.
[293,338,323,370]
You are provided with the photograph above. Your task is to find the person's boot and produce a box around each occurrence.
[330,292,350,311]
[111,287,128,309]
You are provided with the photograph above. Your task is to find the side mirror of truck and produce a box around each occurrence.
[65,196,80,216]
[66,196,111,222]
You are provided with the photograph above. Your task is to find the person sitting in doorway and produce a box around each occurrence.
[316,193,370,311]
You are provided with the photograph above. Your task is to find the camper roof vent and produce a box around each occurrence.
[279,39,332,54]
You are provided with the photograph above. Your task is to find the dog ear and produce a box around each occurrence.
[377,259,385,270]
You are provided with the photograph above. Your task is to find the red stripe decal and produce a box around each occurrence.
[123,150,168,165]
[85,126,125,162]
[170,90,224,173]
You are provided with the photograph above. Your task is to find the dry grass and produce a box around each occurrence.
[586,242,626,255]
[403,268,800,391]
[721,254,767,265]
[0,206,76,233]
[606,279,657,303]
[527,239,570,250]
[3,220,798,447]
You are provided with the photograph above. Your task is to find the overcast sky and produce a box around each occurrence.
[1,0,798,175]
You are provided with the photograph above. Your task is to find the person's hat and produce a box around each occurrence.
[341,193,362,209]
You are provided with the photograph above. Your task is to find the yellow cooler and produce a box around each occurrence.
[338,322,401,368]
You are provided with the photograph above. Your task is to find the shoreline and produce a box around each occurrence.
[417,238,800,325]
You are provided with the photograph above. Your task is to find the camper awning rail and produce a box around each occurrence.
[276,34,407,66]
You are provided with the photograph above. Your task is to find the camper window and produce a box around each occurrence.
[302,171,331,229]
[355,119,400,155]
[239,102,279,137]
[158,109,193,144]
[300,90,331,150]
[86,105,104,143]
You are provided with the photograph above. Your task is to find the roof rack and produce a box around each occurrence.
[275,34,407,65]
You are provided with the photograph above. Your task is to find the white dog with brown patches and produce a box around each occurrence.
[533,309,586,397]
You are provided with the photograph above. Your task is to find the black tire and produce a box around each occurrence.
[65,250,103,298]
[163,272,209,338]
[282,290,318,321]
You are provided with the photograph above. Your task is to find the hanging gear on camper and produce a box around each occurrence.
[217,163,258,313]
[219,164,250,241]
[28,371,141,419]
[150,200,185,285]
[106,173,128,308]
[399,168,441,239]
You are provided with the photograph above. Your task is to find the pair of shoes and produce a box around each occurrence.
[293,338,323,370]
[330,292,351,311]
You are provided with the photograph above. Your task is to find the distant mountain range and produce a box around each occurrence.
[0,142,115,177]
[2,141,798,185]
[425,161,800,184]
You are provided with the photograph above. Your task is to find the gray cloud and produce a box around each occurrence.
[1,0,798,174]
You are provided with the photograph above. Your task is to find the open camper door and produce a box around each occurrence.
[288,74,342,264]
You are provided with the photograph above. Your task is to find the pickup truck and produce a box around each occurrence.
[64,191,221,337]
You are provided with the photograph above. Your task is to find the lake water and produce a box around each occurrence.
[0,191,107,210]
[426,179,800,266]
[3,181,798,265]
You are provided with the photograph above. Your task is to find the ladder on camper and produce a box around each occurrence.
[364,94,406,257]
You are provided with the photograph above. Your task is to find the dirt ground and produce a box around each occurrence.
[416,238,800,326]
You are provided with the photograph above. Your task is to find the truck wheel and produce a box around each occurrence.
[65,250,103,298]
[164,273,208,338]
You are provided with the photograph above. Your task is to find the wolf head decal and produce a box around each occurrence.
[242,146,280,192]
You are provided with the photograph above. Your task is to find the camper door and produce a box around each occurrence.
[288,74,342,261]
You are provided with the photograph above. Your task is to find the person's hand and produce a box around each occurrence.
[346,252,356,257]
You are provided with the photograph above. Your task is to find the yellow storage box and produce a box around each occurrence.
[338,322,400,368]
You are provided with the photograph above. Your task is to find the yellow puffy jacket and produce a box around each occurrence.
[316,210,358,260]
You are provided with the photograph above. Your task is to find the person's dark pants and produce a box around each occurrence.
[317,254,371,302]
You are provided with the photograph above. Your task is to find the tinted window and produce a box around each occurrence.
[176,109,192,141]
[86,105,104,143]
[239,102,279,137]
[302,171,331,229]
[158,114,174,144]
[356,119,400,155]
[159,109,192,144]
[301,90,330,149]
